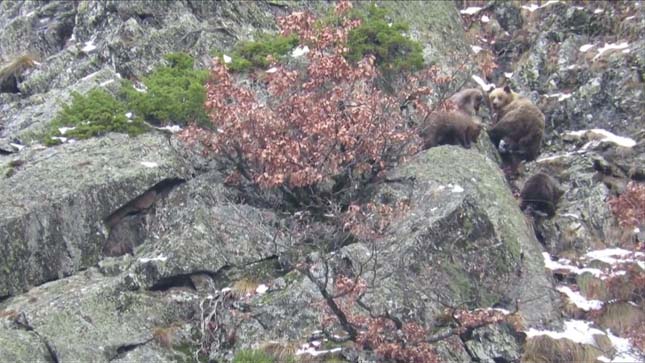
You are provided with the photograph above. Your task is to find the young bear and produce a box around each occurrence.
[419,88,484,149]
[420,111,483,149]
[520,172,564,218]
[487,86,545,162]
[448,88,484,116]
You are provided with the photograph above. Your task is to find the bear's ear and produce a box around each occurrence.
[503,85,512,93]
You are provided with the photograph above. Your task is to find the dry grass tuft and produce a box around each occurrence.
[522,335,602,363]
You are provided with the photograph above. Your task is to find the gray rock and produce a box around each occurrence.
[0,268,197,363]
[0,133,191,297]
[464,323,522,363]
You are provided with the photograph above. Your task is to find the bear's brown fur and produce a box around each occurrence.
[420,111,483,149]
[448,88,484,116]
[419,88,485,150]
[520,172,564,218]
[487,85,545,162]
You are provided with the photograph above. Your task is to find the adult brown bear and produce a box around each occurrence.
[487,85,545,162]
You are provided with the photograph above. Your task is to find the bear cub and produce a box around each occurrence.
[520,172,564,218]
[487,86,545,162]
[420,88,484,150]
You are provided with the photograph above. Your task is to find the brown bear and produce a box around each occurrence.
[520,172,564,218]
[420,111,483,149]
[448,88,484,116]
[487,85,545,162]
[419,88,484,150]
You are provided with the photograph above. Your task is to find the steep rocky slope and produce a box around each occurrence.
[0,1,643,362]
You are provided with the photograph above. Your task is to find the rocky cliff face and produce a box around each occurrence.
[1,1,643,362]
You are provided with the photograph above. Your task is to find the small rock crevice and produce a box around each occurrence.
[107,338,153,362]
[14,313,60,363]
[102,178,185,257]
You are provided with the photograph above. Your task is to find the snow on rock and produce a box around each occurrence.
[525,320,604,346]
[256,284,269,295]
[564,129,637,149]
[296,342,342,357]
[593,42,629,60]
[521,1,560,12]
[156,125,182,133]
[579,44,595,52]
[521,4,540,12]
[140,161,158,168]
[504,72,513,78]
[545,92,572,102]
[81,39,97,53]
[58,127,76,135]
[291,45,310,58]
[222,54,232,64]
[138,255,168,263]
[598,331,644,363]
[594,8,604,14]
[585,248,645,269]
[450,184,464,193]
[472,75,495,91]
[266,67,278,74]
[460,7,482,15]
[9,143,25,151]
[542,252,604,277]
[481,15,490,23]
[471,45,483,54]
[556,286,603,311]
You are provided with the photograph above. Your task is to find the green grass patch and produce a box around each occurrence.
[216,33,299,72]
[45,88,147,145]
[122,52,209,126]
[345,4,423,72]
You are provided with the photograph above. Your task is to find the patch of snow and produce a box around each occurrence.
[481,15,490,23]
[99,79,114,87]
[140,161,158,168]
[387,22,393,27]
[460,7,482,15]
[625,16,635,20]
[545,92,572,102]
[81,40,97,53]
[81,71,102,81]
[157,125,182,133]
[58,127,76,135]
[256,284,268,295]
[471,45,483,54]
[561,213,580,219]
[593,42,629,60]
[266,67,278,73]
[521,4,540,12]
[52,136,68,143]
[9,143,25,151]
[221,287,232,293]
[138,255,168,263]
[542,253,604,277]
[556,286,603,311]
[25,11,35,17]
[564,129,636,148]
[525,320,604,346]
[585,248,644,268]
[451,184,464,193]
[622,49,631,54]
[222,54,232,64]
[296,345,342,357]
[291,45,310,58]
[604,330,643,363]
[579,44,595,52]
[133,83,147,93]
[504,72,513,78]
[125,112,133,119]
[634,227,641,234]
[471,75,495,91]
[594,8,604,14]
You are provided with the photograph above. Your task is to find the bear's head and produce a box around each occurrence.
[488,85,516,111]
